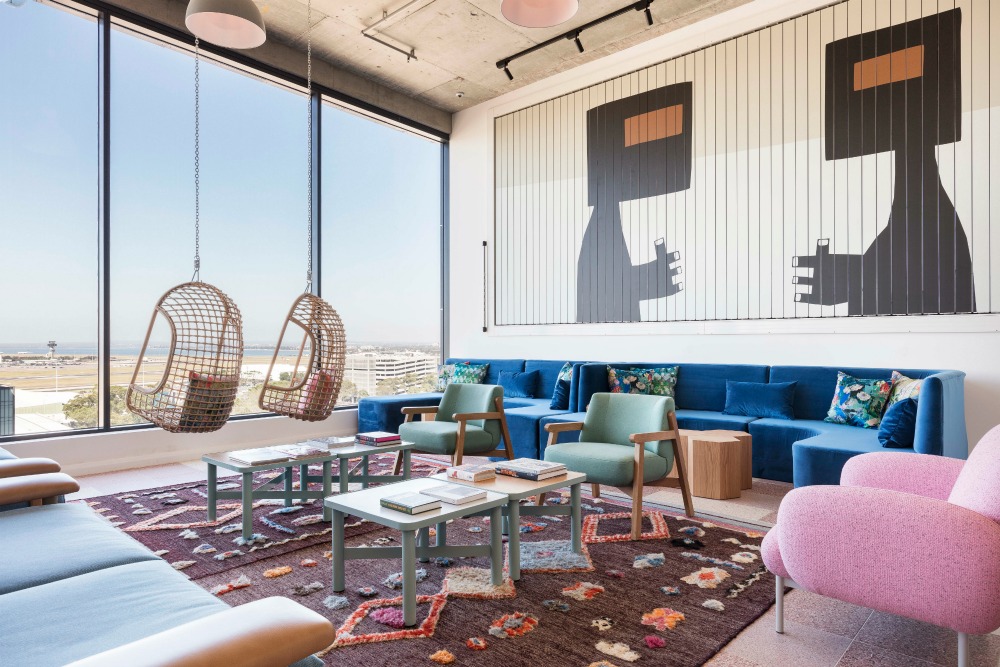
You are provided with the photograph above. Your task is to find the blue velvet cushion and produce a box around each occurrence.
[549,362,573,409]
[723,381,797,420]
[878,398,918,448]
[498,370,538,399]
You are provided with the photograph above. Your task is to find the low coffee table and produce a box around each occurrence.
[430,470,587,581]
[325,478,508,627]
[203,439,415,542]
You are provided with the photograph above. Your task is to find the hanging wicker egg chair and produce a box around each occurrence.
[258,292,345,421]
[127,281,244,433]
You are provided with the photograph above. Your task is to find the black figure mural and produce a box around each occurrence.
[577,83,692,322]
[794,8,975,315]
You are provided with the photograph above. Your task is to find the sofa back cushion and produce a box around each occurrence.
[445,358,524,385]
[525,360,578,400]
[768,366,940,421]
[949,425,1000,524]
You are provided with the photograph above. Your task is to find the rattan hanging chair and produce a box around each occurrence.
[258,292,345,421]
[127,281,244,433]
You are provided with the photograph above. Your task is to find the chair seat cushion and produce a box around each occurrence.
[544,442,668,486]
[398,421,496,455]
[0,503,159,595]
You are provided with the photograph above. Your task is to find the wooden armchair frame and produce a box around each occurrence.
[545,410,694,539]
[393,396,515,473]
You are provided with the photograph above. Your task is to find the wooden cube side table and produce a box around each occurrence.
[703,430,753,490]
[685,433,743,500]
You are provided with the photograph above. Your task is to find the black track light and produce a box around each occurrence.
[573,33,584,53]
[504,65,513,80]
[644,6,653,25]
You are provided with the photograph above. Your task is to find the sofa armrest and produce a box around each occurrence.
[64,597,335,667]
[914,370,968,458]
[0,472,79,506]
[0,457,62,478]
[772,485,1000,634]
[841,451,965,500]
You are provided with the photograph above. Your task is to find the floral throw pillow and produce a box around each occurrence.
[608,366,652,395]
[435,362,489,391]
[885,370,921,409]
[824,372,892,428]
[643,366,679,398]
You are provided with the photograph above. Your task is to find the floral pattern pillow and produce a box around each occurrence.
[436,362,489,391]
[886,370,921,409]
[824,372,892,428]
[608,366,651,395]
[644,366,679,398]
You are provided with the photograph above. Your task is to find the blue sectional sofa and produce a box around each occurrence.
[357,360,968,487]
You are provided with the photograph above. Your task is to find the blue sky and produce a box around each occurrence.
[0,1,441,348]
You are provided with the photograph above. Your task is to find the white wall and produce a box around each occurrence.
[449,0,1000,449]
[5,410,358,477]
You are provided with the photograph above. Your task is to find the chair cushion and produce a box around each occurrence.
[398,421,496,455]
[724,381,796,420]
[0,503,159,595]
[581,393,676,459]
[544,442,669,486]
[498,370,539,399]
[0,560,228,667]
[878,398,918,448]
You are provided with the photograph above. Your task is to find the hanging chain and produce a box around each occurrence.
[305,0,314,291]
[193,38,202,282]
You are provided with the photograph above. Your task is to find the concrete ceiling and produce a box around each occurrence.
[260,0,752,112]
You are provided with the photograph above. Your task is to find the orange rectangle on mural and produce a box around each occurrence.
[624,104,683,147]
[853,45,924,91]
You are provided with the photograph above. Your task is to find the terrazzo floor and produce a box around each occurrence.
[69,462,1000,667]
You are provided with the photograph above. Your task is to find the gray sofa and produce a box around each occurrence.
[0,453,335,667]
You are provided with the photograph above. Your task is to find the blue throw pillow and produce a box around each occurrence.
[723,381,797,420]
[549,362,574,410]
[498,370,539,399]
[878,398,918,448]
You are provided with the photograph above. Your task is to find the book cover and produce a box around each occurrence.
[495,467,567,481]
[421,483,487,505]
[380,492,441,514]
[497,458,567,474]
[446,463,497,482]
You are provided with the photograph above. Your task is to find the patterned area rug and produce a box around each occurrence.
[85,456,776,666]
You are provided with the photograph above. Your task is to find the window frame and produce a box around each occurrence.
[0,0,448,444]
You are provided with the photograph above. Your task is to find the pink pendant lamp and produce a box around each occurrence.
[186,0,266,49]
[501,0,579,28]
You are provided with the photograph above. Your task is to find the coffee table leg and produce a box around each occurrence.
[507,499,521,581]
[339,457,349,494]
[401,529,417,626]
[331,509,345,592]
[417,526,430,563]
[322,461,332,521]
[571,482,582,554]
[300,464,309,493]
[206,463,217,522]
[361,456,370,489]
[436,521,447,547]
[402,449,412,479]
[241,472,253,541]
[283,466,293,507]
[490,506,504,586]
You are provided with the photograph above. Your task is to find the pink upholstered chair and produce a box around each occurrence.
[762,425,1000,667]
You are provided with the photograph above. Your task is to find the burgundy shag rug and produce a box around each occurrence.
[82,455,775,666]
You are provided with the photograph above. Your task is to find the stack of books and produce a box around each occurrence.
[495,458,567,481]
[445,463,497,483]
[227,448,290,465]
[355,431,403,447]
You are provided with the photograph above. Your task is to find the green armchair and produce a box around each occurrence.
[544,392,693,539]
[393,384,514,472]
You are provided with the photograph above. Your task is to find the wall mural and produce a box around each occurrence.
[493,0,999,325]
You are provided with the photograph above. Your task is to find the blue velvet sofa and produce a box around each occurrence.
[357,360,967,487]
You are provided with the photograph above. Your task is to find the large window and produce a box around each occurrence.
[0,1,444,440]
[0,1,98,435]
[321,105,442,405]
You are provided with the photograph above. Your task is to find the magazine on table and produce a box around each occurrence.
[271,442,329,459]
[227,448,289,465]
[495,458,567,481]
[421,483,488,505]
[380,492,441,515]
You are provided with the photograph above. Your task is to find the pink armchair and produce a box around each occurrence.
[762,425,1000,667]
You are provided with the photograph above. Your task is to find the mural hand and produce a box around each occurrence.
[792,239,860,306]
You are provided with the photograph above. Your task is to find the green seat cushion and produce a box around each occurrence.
[544,442,669,486]
[0,503,159,595]
[398,421,496,455]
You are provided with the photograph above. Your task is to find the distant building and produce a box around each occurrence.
[0,385,13,437]
[343,351,438,396]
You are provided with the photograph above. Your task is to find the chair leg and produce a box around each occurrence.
[535,493,547,506]
[591,483,601,498]
[670,418,695,517]
[630,479,644,540]
[392,451,404,476]
[454,423,466,467]
[957,632,968,667]
[496,397,515,460]
[775,576,784,634]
